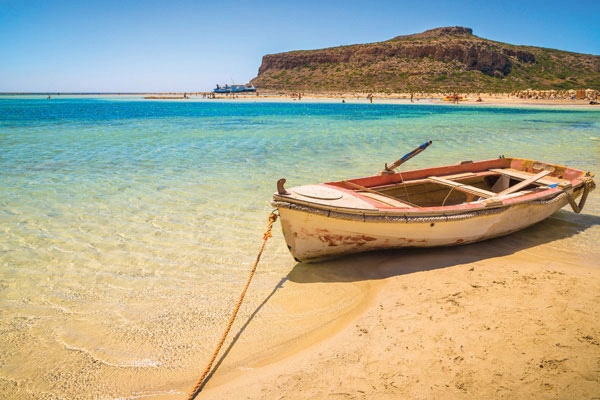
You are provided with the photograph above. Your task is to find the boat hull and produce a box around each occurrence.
[276,190,579,261]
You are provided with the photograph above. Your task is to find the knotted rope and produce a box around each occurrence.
[567,175,595,214]
[186,211,279,400]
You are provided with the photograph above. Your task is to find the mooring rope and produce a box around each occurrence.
[186,211,279,400]
[566,176,595,214]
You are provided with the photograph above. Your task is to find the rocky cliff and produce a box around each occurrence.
[251,27,600,92]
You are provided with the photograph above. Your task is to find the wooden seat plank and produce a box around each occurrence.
[359,193,417,208]
[370,171,495,191]
[489,168,567,186]
[428,176,496,198]
[497,170,552,196]
[342,180,417,208]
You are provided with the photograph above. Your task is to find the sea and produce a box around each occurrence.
[1,96,599,399]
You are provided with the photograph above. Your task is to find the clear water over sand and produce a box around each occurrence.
[1,97,599,399]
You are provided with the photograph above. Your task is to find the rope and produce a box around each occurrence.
[566,176,596,214]
[398,172,412,205]
[186,211,279,400]
[441,186,458,207]
[582,175,596,191]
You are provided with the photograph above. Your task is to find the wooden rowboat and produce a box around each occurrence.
[271,154,595,262]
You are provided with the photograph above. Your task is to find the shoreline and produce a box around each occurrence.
[2,92,599,109]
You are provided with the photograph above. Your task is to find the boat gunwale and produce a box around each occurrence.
[271,157,591,217]
[271,189,580,224]
[272,187,577,218]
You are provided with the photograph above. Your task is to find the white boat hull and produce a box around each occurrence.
[277,193,572,261]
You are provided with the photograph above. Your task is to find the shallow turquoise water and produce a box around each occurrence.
[1,97,599,398]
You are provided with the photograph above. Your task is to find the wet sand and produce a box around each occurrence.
[200,210,600,399]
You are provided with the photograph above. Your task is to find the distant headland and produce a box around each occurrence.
[250,26,600,93]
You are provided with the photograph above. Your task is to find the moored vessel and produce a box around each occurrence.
[213,83,257,93]
[271,143,595,261]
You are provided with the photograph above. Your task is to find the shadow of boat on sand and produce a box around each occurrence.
[198,210,598,392]
[287,209,600,284]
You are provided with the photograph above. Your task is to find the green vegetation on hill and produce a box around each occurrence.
[251,27,600,92]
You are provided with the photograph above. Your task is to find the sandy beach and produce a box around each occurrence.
[130,91,600,109]
[4,92,599,109]
[202,210,600,399]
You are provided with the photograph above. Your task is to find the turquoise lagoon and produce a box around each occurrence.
[1,97,599,398]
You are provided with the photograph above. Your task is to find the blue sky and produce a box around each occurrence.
[1,0,599,92]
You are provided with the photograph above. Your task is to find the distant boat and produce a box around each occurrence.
[213,84,256,93]
[271,144,595,261]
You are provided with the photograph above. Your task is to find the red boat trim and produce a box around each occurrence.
[274,157,591,215]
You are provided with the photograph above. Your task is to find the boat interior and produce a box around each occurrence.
[341,170,557,208]
[325,158,580,209]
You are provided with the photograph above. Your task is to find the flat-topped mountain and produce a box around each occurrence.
[251,27,600,92]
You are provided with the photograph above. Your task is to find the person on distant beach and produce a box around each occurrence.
[47,95,51,100]
[410,92,414,103]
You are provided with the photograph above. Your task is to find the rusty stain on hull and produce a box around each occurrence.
[315,229,377,247]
